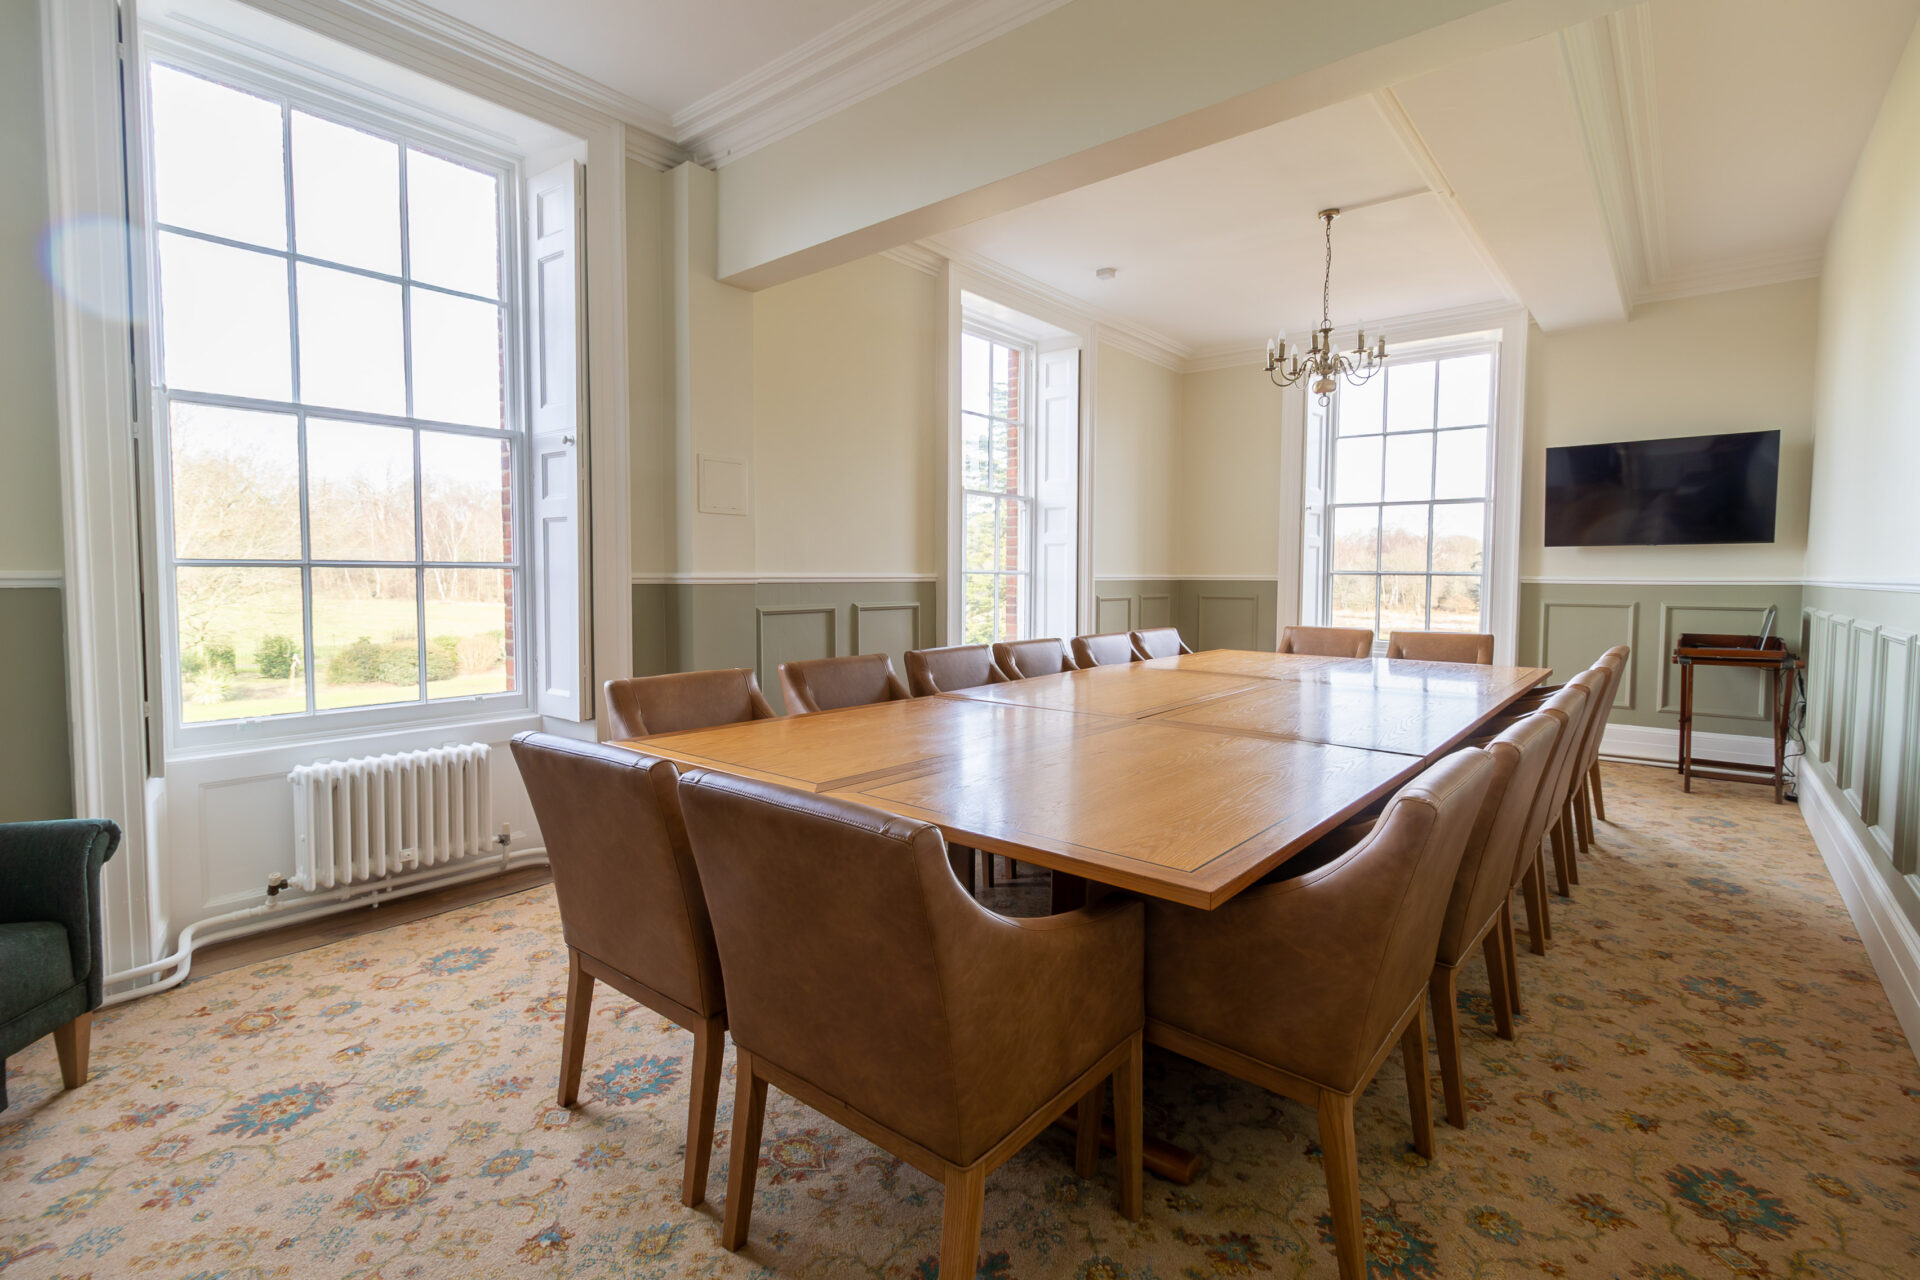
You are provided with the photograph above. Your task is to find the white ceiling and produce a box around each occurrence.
[414,0,877,118]
[935,0,1920,358]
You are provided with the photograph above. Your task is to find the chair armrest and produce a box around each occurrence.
[0,820,120,1005]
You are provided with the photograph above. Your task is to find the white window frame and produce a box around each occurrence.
[959,320,1037,645]
[137,36,534,753]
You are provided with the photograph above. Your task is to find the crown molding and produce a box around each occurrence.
[673,0,1074,166]
[1635,248,1824,304]
[881,242,945,276]
[1184,346,1270,373]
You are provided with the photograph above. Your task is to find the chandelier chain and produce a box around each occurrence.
[1264,207,1388,403]
[1322,211,1333,331]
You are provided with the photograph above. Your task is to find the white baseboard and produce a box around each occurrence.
[1599,723,1777,768]
[1798,764,1920,1066]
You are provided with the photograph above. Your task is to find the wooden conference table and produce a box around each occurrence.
[621,650,1551,911]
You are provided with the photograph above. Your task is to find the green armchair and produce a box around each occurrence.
[1,820,119,1112]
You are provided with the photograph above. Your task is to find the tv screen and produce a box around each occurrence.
[1544,430,1780,547]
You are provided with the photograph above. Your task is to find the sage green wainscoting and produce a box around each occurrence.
[631,579,937,715]
[1517,581,1803,739]
[1799,584,1920,936]
[1092,579,1278,653]
[0,587,73,820]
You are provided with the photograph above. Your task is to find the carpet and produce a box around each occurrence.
[4,763,1918,1278]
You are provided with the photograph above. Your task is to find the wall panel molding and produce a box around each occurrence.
[1655,602,1777,720]
[753,603,837,710]
[851,600,922,656]
[1539,599,1638,708]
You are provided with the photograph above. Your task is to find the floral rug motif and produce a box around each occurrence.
[4,763,1919,1278]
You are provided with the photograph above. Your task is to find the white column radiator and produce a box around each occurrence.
[288,744,493,891]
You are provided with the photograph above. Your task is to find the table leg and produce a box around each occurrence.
[1773,664,1789,803]
[1679,660,1694,793]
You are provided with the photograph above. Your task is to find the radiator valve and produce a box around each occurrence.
[265,872,290,899]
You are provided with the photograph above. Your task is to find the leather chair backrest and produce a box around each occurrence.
[904,644,1012,696]
[1503,687,1589,890]
[1546,671,1606,821]
[1278,625,1374,658]
[1072,631,1139,668]
[509,733,722,1019]
[993,638,1077,679]
[1437,714,1557,965]
[1560,665,1614,797]
[1387,631,1495,665]
[1579,647,1631,772]
[1129,627,1191,660]
[604,668,775,740]
[677,769,1069,1165]
[779,653,912,714]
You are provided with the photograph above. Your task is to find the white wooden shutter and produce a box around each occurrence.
[1298,390,1329,627]
[527,161,591,720]
[1034,348,1080,640]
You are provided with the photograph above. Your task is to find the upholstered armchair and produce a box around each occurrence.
[1,819,120,1111]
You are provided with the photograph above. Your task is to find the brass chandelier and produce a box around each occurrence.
[1265,208,1387,402]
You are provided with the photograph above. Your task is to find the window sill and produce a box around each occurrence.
[163,702,546,768]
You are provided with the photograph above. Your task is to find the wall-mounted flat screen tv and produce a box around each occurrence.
[1544,429,1780,547]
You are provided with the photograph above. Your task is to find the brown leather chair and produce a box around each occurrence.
[993,637,1077,679]
[1479,684,1591,971]
[677,771,1145,1276]
[1575,646,1631,846]
[905,643,1013,696]
[1071,631,1139,667]
[1278,625,1374,658]
[778,652,913,714]
[1428,714,1557,1128]
[1145,749,1493,1280]
[1540,670,1605,894]
[1386,630,1495,665]
[1130,627,1193,660]
[603,668,776,741]
[508,733,726,1208]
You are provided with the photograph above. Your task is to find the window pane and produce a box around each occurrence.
[1338,373,1384,435]
[421,432,510,563]
[963,573,995,645]
[169,403,300,560]
[313,567,420,709]
[1383,432,1433,502]
[1434,427,1488,500]
[1432,502,1485,573]
[963,494,995,571]
[1380,574,1428,632]
[1436,353,1492,428]
[1430,576,1482,631]
[961,413,991,489]
[175,566,304,723]
[1330,575,1377,632]
[149,65,285,250]
[1386,361,1436,433]
[297,263,405,415]
[1330,505,1378,572]
[291,112,399,274]
[157,233,291,400]
[406,149,498,298]
[961,334,990,415]
[411,289,503,427]
[991,343,1019,419]
[1380,504,1429,572]
[1333,436,1382,504]
[308,420,416,561]
[425,569,513,699]
[998,498,1024,572]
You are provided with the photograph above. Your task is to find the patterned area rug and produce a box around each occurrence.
[4,763,1918,1279]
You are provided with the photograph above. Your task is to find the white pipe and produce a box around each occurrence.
[102,848,549,1007]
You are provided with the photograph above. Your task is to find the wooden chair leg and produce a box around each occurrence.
[1114,1031,1144,1221]
[1524,852,1552,952]
[1564,798,1585,878]
[1482,923,1516,1042]
[1074,1081,1102,1179]
[939,1163,987,1280]
[682,1016,725,1207]
[1588,760,1607,822]
[1575,785,1595,851]
[1428,966,1466,1130]
[721,1051,768,1251]
[1316,1090,1366,1280]
[1501,899,1525,1017]
[53,1013,92,1090]
[1549,818,1574,897]
[1400,1002,1435,1157]
[557,952,594,1107]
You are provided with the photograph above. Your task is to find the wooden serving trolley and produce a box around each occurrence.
[1672,632,1797,802]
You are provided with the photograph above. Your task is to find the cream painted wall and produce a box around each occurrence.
[1,0,64,574]
[1177,363,1286,578]
[1806,18,1920,586]
[1522,278,1820,583]
[1091,343,1179,578]
[626,159,677,577]
[752,255,939,576]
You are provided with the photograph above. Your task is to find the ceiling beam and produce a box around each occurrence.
[714,0,1639,290]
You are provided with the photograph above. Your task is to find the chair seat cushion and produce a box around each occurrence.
[0,922,77,1022]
